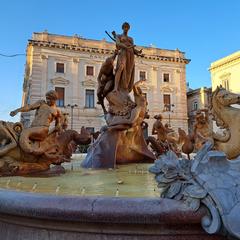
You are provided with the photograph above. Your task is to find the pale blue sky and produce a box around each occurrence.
[0,0,240,121]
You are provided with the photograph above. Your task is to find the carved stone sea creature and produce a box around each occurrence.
[211,86,240,159]
[150,141,240,239]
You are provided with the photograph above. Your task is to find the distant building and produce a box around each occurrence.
[209,50,240,133]
[209,50,240,93]
[187,87,212,133]
[21,31,190,134]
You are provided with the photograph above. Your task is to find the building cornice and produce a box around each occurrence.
[187,87,212,96]
[209,51,240,71]
[28,40,190,64]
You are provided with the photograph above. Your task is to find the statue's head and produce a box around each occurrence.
[154,114,162,120]
[195,111,206,124]
[213,86,240,107]
[122,22,130,33]
[46,90,58,106]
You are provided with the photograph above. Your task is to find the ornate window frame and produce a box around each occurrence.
[85,65,95,77]
[162,72,171,83]
[138,70,148,81]
[55,62,66,74]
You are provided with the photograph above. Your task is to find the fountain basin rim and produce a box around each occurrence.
[0,189,206,225]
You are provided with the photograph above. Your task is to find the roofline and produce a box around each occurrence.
[32,31,187,55]
[187,87,212,96]
[209,50,240,71]
[28,39,190,64]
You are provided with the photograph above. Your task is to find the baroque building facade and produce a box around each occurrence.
[21,31,190,134]
[209,50,240,93]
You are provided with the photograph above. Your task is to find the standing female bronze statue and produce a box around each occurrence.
[105,22,143,117]
[113,22,142,92]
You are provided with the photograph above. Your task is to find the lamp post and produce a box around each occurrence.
[66,104,78,130]
[163,104,175,126]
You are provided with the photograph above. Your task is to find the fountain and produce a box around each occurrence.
[0,23,239,239]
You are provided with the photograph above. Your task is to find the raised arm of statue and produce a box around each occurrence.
[10,100,43,117]
[134,48,143,56]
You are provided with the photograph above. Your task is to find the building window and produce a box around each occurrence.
[86,66,94,76]
[163,73,170,82]
[163,94,171,111]
[139,71,146,81]
[222,79,229,90]
[193,101,198,111]
[85,89,95,108]
[86,127,95,134]
[55,87,65,107]
[56,63,65,73]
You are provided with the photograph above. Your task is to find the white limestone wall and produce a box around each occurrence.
[23,33,189,134]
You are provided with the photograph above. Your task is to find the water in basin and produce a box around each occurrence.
[0,155,159,198]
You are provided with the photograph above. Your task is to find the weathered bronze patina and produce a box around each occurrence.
[82,23,155,168]
[0,90,91,176]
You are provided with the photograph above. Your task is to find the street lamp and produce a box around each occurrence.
[163,104,175,126]
[66,104,78,130]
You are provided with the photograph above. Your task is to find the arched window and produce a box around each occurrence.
[193,101,198,111]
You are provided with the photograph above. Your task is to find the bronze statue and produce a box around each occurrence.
[97,52,117,114]
[147,114,195,159]
[149,114,180,156]
[177,128,194,160]
[112,22,142,92]
[151,114,166,142]
[82,23,155,168]
[0,90,91,176]
[192,109,213,151]
[113,80,155,163]
[10,90,62,155]
[105,22,143,117]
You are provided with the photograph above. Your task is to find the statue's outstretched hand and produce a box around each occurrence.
[135,48,144,57]
[127,44,136,49]
[10,110,18,117]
